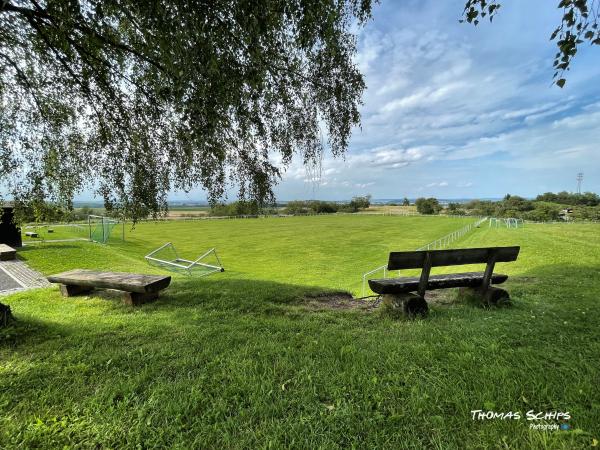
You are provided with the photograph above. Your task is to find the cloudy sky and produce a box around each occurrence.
[63,0,597,203]
[255,0,600,201]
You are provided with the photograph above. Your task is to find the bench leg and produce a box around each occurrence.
[122,291,159,306]
[59,284,93,297]
[0,252,16,261]
[382,293,428,318]
[459,286,510,307]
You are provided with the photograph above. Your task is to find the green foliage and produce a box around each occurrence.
[13,200,69,224]
[283,197,371,215]
[348,195,371,210]
[464,192,600,222]
[571,205,600,221]
[415,197,442,215]
[521,202,561,222]
[494,195,534,216]
[402,197,410,206]
[446,202,466,215]
[209,200,265,217]
[1,218,599,448]
[462,0,600,86]
[0,0,373,221]
[464,199,496,217]
[535,191,600,206]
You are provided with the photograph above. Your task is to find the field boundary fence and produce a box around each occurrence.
[360,217,488,296]
[139,211,482,222]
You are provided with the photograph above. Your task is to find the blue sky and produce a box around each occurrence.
[263,0,600,201]
[111,1,600,201]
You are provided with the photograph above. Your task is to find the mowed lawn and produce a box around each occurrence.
[1,216,599,448]
[17,215,474,294]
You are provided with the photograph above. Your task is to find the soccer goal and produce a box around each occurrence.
[88,215,121,243]
[489,217,524,229]
[144,242,225,277]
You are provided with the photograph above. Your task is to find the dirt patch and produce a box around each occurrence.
[300,287,491,311]
[424,290,458,306]
[300,291,381,311]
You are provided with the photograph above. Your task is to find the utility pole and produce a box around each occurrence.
[576,172,583,194]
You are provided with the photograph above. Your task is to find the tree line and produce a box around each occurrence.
[413,192,600,221]
[209,196,372,216]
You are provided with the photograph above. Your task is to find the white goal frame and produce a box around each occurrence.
[88,215,123,243]
[144,242,224,277]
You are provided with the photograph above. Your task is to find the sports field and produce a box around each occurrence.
[1,215,599,448]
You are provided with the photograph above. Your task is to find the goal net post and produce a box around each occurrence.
[88,215,122,243]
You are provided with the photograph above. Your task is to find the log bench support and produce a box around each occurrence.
[382,293,429,317]
[369,246,520,317]
[0,244,16,261]
[122,291,159,306]
[59,284,93,297]
[458,286,510,307]
[48,270,171,306]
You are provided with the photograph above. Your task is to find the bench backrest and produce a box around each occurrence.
[387,246,520,270]
[387,246,520,297]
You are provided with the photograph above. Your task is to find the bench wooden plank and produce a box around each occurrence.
[47,269,171,294]
[369,272,509,295]
[387,246,520,270]
[0,244,16,261]
[417,252,432,298]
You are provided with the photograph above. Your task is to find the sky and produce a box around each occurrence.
[108,1,600,201]
[263,0,600,201]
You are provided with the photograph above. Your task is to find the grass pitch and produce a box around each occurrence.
[1,216,599,448]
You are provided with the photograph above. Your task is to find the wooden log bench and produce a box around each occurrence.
[0,244,16,261]
[368,246,520,316]
[47,269,171,306]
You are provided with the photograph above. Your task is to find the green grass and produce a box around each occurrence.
[1,216,599,448]
[22,223,89,243]
[19,215,474,293]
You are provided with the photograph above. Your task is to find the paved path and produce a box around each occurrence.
[0,259,51,296]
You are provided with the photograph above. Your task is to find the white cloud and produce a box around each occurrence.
[426,181,449,188]
[273,0,600,200]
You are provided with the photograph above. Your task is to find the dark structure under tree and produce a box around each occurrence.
[0,205,22,248]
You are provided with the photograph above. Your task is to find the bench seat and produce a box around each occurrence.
[47,269,171,305]
[369,272,508,295]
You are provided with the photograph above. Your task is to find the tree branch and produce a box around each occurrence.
[0,51,46,116]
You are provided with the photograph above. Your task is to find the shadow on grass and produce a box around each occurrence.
[6,261,595,347]
[144,277,354,313]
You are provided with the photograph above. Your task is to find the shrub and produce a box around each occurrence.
[415,197,441,215]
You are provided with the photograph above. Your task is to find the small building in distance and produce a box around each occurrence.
[558,208,574,221]
[0,203,22,248]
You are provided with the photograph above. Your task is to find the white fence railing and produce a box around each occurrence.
[360,217,488,296]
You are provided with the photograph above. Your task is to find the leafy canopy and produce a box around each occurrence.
[0,0,373,220]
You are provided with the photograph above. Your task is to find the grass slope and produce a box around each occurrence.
[18,215,473,293]
[1,217,599,448]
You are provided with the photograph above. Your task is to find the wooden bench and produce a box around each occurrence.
[47,269,171,305]
[368,246,520,316]
[0,244,16,261]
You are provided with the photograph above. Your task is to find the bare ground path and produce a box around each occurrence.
[0,259,50,296]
